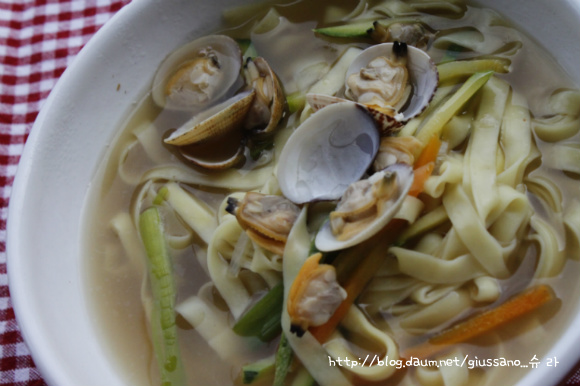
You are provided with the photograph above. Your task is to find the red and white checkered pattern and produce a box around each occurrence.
[0,1,129,384]
[1,0,580,385]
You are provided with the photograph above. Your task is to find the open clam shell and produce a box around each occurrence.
[244,57,286,135]
[345,42,438,124]
[277,102,380,204]
[315,163,414,252]
[307,43,438,134]
[152,34,243,111]
[164,90,255,146]
[178,130,246,170]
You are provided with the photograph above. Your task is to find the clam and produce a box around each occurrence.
[368,21,433,50]
[287,252,347,337]
[164,90,255,146]
[308,42,438,134]
[277,102,380,204]
[373,135,423,171]
[315,163,414,252]
[155,37,286,170]
[177,129,246,170]
[152,35,243,111]
[226,192,300,255]
[243,57,286,134]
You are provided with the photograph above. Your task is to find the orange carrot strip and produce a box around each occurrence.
[310,220,407,343]
[408,162,434,197]
[406,134,441,197]
[403,284,554,359]
[414,135,441,169]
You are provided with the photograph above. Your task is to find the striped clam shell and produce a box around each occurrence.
[164,90,255,146]
[306,93,403,135]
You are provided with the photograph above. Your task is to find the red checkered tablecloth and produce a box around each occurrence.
[0,1,131,385]
[1,1,580,386]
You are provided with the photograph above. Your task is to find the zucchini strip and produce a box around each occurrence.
[139,207,186,386]
[437,58,510,84]
[314,21,374,38]
[416,71,493,145]
[241,355,276,384]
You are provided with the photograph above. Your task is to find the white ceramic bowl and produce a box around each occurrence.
[7,0,580,385]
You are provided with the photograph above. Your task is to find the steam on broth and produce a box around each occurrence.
[85,0,580,385]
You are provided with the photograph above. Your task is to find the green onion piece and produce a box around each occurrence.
[249,139,274,161]
[139,207,186,386]
[416,71,494,145]
[273,333,293,386]
[237,38,252,54]
[287,92,306,113]
[439,42,465,63]
[437,58,510,84]
[244,42,259,60]
[314,21,374,38]
[233,282,284,342]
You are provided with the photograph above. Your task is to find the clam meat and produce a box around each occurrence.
[152,35,243,111]
[287,252,347,337]
[315,163,414,252]
[156,36,286,170]
[226,192,300,255]
[373,135,423,171]
[345,42,411,117]
[308,42,438,134]
[243,57,286,134]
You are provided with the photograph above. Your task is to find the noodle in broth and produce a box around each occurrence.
[85,0,580,385]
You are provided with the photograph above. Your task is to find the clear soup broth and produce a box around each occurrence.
[85,0,580,385]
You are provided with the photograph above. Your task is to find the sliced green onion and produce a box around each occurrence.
[287,92,306,113]
[439,42,465,63]
[237,38,252,54]
[139,207,186,386]
[244,42,259,60]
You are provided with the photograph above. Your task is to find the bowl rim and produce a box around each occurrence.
[6,0,580,385]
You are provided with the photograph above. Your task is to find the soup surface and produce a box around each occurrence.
[85,0,580,385]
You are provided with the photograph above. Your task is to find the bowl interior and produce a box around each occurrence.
[7,0,580,385]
